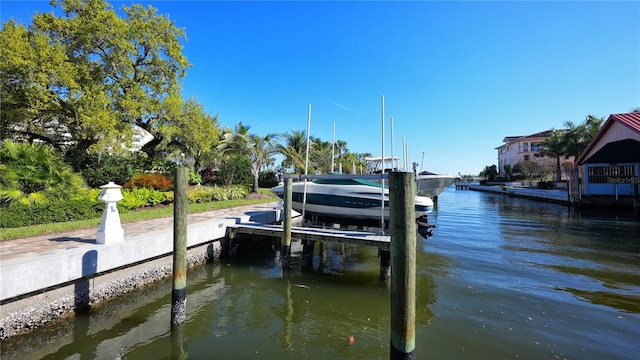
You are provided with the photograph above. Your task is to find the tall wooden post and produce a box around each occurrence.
[282,177,293,269]
[389,172,416,360]
[172,166,188,327]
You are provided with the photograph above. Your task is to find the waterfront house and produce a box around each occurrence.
[496,130,574,180]
[575,112,640,206]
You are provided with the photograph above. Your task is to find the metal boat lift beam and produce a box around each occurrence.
[284,174,389,181]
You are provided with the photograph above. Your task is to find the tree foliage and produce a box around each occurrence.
[247,133,278,193]
[514,160,549,186]
[479,165,498,181]
[0,140,86,205]
[538,115,604,183]
[162,97,220,171]
[538,130,567,183]
[1,0,190,158]
[277,129,307,174]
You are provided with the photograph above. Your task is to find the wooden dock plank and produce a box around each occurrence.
[227,223,390,250]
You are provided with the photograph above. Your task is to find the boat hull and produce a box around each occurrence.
[271,181,433,221]
[416,174,459,198]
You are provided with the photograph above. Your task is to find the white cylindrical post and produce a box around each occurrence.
[96,182,124,244]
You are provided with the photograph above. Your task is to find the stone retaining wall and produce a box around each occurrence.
[0,241,221,340]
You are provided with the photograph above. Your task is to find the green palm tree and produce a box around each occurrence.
[276,129,307,174]
[0,140,86,205]
[215,122,252,185]
[538,130,567,183]
[247,133,278,193]
[310,136,333,174]
[218,122,251,157]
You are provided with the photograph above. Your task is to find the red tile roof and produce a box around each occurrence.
[576,112,640,165]
[610,112,640,133]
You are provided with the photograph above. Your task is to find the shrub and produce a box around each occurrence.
[0,140,86,206]
[215,155,252,187]
[537,181,555,189]
[259,170,279,188]
[68,152,135,188]
[119,188,169,210]
[188,188,214,203]
[119,189,148,210]
[163,191,174,204]
[199,166,217,186]
[187,185,249,203]
[124,173,173,191]
[1,198,103,228]
[188,170,202,185]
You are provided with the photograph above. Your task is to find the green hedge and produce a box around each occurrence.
[1,198,104,228]
[1,185,250,228]
[188,185,248,203]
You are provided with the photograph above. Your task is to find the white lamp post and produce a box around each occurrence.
[96,182,124,244]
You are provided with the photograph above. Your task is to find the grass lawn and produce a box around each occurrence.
[1,190,279,241]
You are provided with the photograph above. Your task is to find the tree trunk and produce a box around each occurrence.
[253,174,259,193]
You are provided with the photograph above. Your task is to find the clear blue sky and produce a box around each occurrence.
[3,1,639,175]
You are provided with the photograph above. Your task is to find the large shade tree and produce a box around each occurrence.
[0,0,190,158]
[162,97,221,172]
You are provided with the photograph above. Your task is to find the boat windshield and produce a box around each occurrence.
[314,178,384,188]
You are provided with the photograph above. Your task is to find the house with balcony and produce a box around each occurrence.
[496,130,567,177]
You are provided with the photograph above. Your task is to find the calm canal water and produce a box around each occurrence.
[2,188,640,359]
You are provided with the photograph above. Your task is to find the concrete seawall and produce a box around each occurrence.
[0,203,285,340]
[468,185,571,204]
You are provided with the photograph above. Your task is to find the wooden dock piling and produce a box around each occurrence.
[282,178,293,269]
[171,166,188,327]
[455,182,470,190]
[389,172,416,360]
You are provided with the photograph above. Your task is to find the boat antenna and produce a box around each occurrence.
[302,104,311,221]
[402,136,406,171]
[391,116,395,171]
[421,151,425,174]
[405,141,409,171]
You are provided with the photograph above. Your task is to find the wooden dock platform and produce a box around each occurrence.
[456,182,470,190]
[227,222,391,250]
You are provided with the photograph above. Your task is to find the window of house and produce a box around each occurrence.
[587,165,635,184]
[524,155,530,161]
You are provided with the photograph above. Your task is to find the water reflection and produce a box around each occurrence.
[3,188,640,359]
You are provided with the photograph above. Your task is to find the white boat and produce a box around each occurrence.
[415,171,460,198]
[365,156,459,198]
[270,176,434,222]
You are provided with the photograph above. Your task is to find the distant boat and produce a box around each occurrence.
[365,156,459,198]
[270,176,433,222]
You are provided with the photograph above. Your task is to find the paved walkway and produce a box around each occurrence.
[0,202,280,261]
